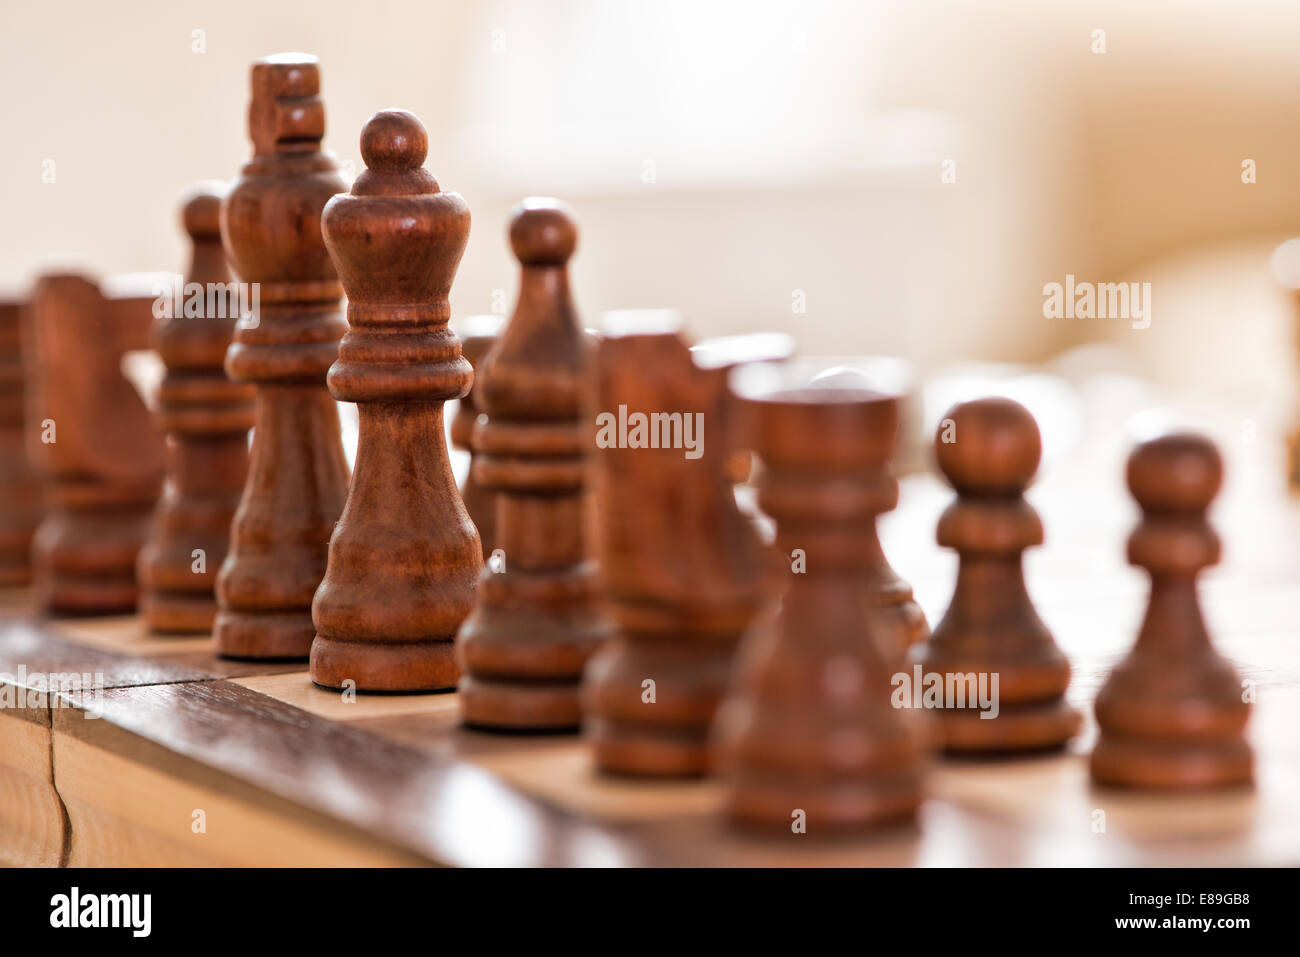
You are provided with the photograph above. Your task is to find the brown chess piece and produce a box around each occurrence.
[456,199,611,729]
[800,364,928,660]
[215,54,351,660]
[582,319,789,775]
[138,183,256,633]
[911,397,1080,752]
[0,298,41,587]
[25,274,165,614]
[451,314,505,558]
[310,109,481,692]
[713,359,927,831]
[1092,433,1253,789]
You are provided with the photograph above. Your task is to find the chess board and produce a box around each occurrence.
[2,393,1297,868]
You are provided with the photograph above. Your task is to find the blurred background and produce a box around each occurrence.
[3,0,1300,430]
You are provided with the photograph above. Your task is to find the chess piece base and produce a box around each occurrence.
[586,719,710,777]
[33,504,152,616]
[37,575,139,616]
[1091,735,1253,790]
[310,634,459,692]
[457,566,612,731]
[215,609,314,660]
[584,636,735,776]
[458,675,581,731]
[724,772,924,833]
[141,591,217,634]
[935,700,1082,753]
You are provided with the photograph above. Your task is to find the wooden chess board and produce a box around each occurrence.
[2,397,1298,868]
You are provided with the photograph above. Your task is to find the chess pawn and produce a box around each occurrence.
[713,359,927,831]
[310,109,481,692]
[582,321,789,775]
[26,274,165,614]
[138,183,256,632]
[215,54,351,659]
[0,299,41,587]
[1092,434,1252,789]
[451,314,505,558]
[456,200,612,730]
[912,397,1080,752]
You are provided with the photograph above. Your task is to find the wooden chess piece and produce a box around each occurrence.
[215,54,351,659]
[310,109,481,692]
[802,364,928,660]
[713,359,927,831]
[451,314,505,558]
[138,183,256,633]
[0,298,41,587]
[25,274,165,614]
[457,199,611,729]
[1091,433,1252,789]
[582,319,789,775]
[911,397,1080,752]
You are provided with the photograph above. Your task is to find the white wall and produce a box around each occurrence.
[4,0,1300,394]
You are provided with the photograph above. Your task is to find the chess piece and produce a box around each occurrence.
[310,109,481,692]
[582,320,789,775]
[25,274,165,614]
[806,364,927,660]
[1092,433,1252,789]
[912,397,1080,752]
[215,54,351,659]
[138,183,256,632]
[0,298,41,587]
[451,314,505,558]
[713,359,927,831]
[456,199,610,729]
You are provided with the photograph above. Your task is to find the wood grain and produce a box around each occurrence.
[0,704,65,866]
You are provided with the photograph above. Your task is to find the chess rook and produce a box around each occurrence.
[801,364,927,660]
[26,274,165,614]
[1092,433,1253,789]
[0,298,41,586]
[913,397,1080,752]
[310,109,481,692]
[138,183,255,633]
[714,359,927,831]
[451,314,505,558]
[214,55,351,659]
[456,200,611,730]
[582,321,787,775]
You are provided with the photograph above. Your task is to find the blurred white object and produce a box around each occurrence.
[119,350,165,413]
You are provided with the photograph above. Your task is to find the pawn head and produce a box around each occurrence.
[360,109,428,171]
[1127,432,1222,512]
[181,181,228,239]
[510,197,577,266]
[935,396,1041,495]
